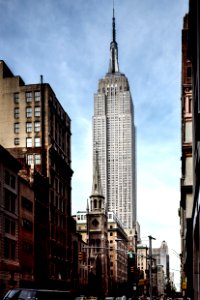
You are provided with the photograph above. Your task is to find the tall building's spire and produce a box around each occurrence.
[112,2,116,43]
[108,1,120,74]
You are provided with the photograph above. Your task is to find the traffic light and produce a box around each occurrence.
[130,266,134,273]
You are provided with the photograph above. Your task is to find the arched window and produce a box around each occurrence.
[94,199,97,209]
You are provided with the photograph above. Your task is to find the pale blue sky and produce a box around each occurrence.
[0,0,189,289]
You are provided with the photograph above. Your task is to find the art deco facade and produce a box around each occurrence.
[0,60,75,290]
[92,9,136,232]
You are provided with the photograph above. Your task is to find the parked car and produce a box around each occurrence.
[3,288,74,300]
[116,296,126,300]
[75,296,87,300]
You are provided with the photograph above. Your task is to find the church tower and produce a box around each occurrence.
[87,150,109,297]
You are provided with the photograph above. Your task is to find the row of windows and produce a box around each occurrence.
[77,214,87,221]
[98,85,127,94]
[26,137,41,147]
[4,193,35,220]
[14,137,41,147]
[14,106,40,118]
[4,238,33,260]
[14,121,40,133]
[14,91,40,104]
[27,154,41,165]
[4,187,33,213]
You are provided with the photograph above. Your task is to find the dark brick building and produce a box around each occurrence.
[0,60,76,293]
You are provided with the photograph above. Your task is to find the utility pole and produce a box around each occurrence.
[148,235,156,300]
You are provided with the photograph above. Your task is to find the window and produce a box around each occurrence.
[14,93,19,104]
[4,237,16,260]
[26,137,32,147]
[14,123,20,133]
[34,137,41,147]
[26,92,32,102]
[4,171,16,189]
[22,241,33,254]
[26,122,32,133]
[4,189,16,213]
[34,91,40,102]
[10,175,15,189]
[188,97,192,114]
[94,199,97,208]
[35,154,41,165]
[34,121,40,132]
[5,218,16,235]
[26,107,32,118]
[187,66,192,78]
[14,107,19,118]
[14,138,20,145]
[21,197,33,212]
[22,218,33,232]
[55,178,58,191]
[5,170,10,185]
[27,154,33,165]
[34,106,40,117]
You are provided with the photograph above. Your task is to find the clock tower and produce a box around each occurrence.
[87,151,109,297]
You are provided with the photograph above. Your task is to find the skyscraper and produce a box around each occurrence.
[92,8,136,231]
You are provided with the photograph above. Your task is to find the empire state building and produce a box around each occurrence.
[92,8,136,231]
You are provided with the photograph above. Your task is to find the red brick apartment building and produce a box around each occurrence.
[0,60,78,296]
